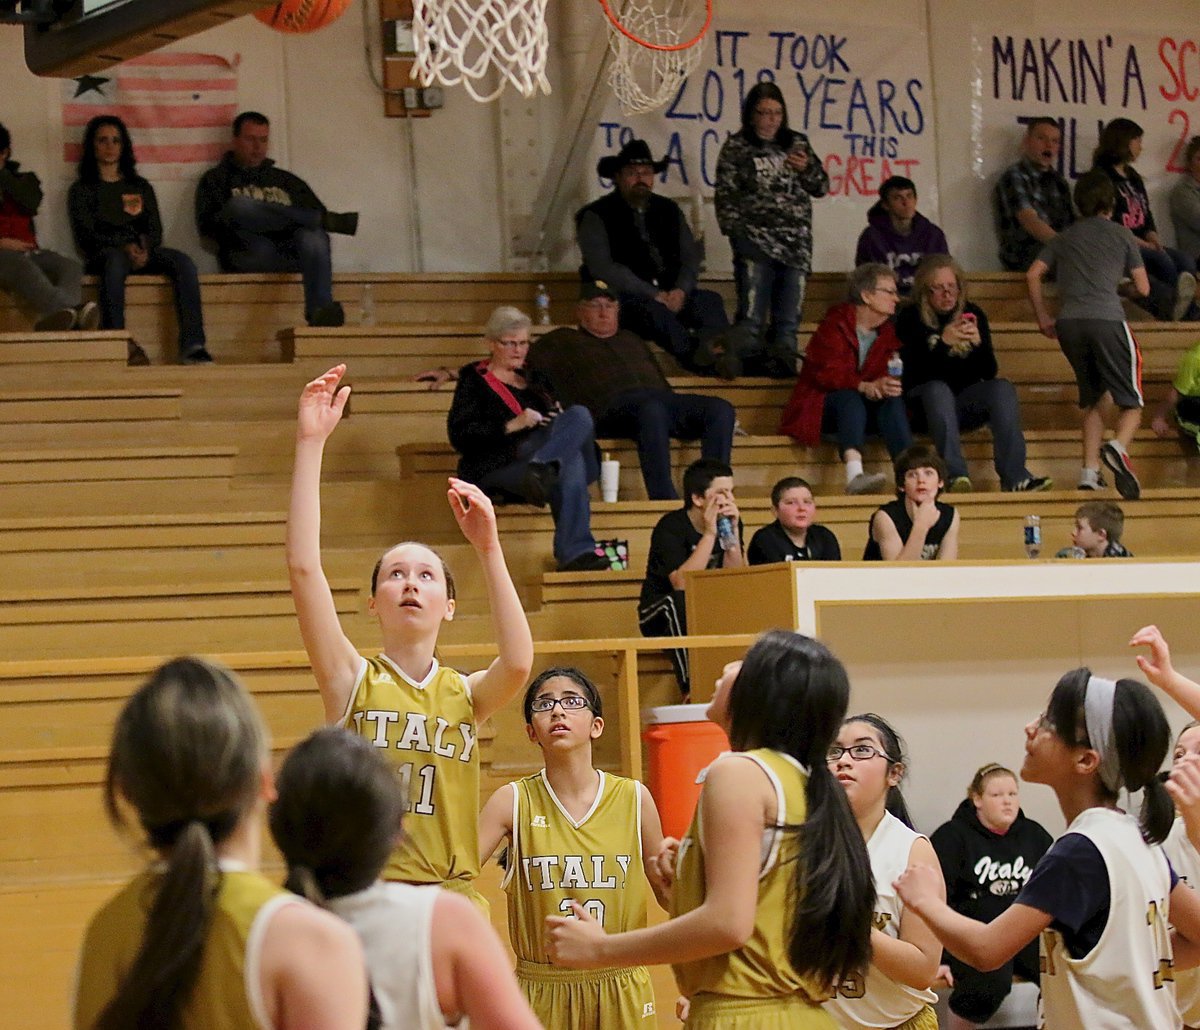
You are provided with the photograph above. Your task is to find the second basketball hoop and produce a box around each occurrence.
[412,0,551,103]
[597,0,713,115]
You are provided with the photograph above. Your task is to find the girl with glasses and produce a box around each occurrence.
[825,714,941,1030]
[478,667,667,1029]
[897,663,1200,1029]
[288,364,533,913]
[544,631,874,1030]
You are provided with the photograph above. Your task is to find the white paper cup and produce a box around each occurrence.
[600,459,620,503]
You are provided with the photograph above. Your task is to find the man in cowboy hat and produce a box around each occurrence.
[576,139,732,374]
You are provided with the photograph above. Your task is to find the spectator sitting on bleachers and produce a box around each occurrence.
[526,281,735,501]
[576,139,730,373]
[638,458,744,694]
[1150,338,1200,450]
[1093,117,1199,322]
[854,176,948,296]
[863,444,960,561]
[68,114,209,365]
[994,117,1074,272]
[446,305,611,573]
[780,263,913,495]
[0,122,98,333]
[747,476,841,563]
[895,254,1050,493]
[195,111,357,329]
[1169,135,1200,265]
[1055,500,1133,558]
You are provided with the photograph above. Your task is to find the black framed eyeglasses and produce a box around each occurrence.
[530,695,592,714]
[826,744,891,763]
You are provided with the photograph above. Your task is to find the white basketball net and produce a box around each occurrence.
[605,0,708,115]
[412,0,551,103]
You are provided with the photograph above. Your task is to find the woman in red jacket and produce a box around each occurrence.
[780,263,912,493]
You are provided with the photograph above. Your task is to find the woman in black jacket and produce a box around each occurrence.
[447,306,608,572]
[930,762,1053,1025]
[68,114,210,364]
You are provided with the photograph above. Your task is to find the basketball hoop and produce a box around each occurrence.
[412,0,551,103]
[597,0,713,115]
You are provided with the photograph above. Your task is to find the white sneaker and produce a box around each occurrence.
[846,471,888,495]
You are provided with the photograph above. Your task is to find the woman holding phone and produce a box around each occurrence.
[894,254,1049,493]
[713,82,830,379]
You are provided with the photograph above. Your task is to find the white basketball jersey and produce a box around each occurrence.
[1164,817,1200,1026]
[329,881,460,1030]
[824,810,937,1028]
[1038,808,1179,1030]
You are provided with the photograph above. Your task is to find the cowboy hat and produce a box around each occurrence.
[596,139,668,179]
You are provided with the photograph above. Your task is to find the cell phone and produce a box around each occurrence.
[960,312,977,324]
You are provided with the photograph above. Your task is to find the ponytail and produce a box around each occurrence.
[727,631,874,993]
[96,820,221,1029]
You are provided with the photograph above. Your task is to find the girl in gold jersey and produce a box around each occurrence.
[287,365,533,905]
[74,658,368,1030]
[270,726,540,1030]
[479,667,669,1028]
[545,630,875,1029]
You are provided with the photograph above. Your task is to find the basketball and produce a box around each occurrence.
[253,0,353,34]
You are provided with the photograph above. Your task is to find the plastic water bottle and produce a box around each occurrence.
[359,283,376,326]
[534,283,551,326]
[1023,515,1041,559]
[887,353,904,379]
[716,514,738,551]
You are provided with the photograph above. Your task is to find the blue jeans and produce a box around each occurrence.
[597,388,735,500]
[907,378,1030,487]
[0,248,82,315]
[821,389,912,458]
[87,246,206,354]
[1139,245,1198,320]
[618,288,729,369]
[731,241,805,362]
[218,196,333,317]
[479,405,598,565]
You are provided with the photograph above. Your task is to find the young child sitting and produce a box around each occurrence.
[864,444,960,560]
[1151,339,1200,451]
[1055,499,1133,558]
[747,476,842,563]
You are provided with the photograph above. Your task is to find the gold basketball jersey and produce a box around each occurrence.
[503,769,649,964]
[670,748,827,1003]
[74,866,293,1030]
[340,655,480,885]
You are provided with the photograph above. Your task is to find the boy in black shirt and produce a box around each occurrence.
[638,458,744,693]
[747,476,841,564]
[864,444,960,560]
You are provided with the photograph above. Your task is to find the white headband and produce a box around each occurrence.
[1084,675,1121,792]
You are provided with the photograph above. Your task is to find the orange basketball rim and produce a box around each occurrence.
[596,0,714,52]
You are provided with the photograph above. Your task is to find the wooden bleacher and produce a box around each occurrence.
[1,269,1199,1028]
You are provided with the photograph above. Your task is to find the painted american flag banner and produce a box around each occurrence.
[62,52,239,181]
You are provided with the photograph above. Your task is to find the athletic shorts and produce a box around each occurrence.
[516,960,656,1028]
[892,1006,939,1030]
[1055,318,1144,409]
[684,993,836,1029]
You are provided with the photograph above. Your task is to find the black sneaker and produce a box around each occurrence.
[181,346,214,364]
[33,307,76,332]
[557,550,613,572]
[1100,442,1141,500]
[1010,475,1053,492]
[321,211,359,236]
[308,302,346,327]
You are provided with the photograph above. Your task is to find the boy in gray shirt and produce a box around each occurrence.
[1027,170,1150,499]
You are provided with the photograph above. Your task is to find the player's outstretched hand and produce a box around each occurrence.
[448,478,500,552]
[893,863,942,915]
[1130,625,1175,690]
[544,902,608,969]
[297,364,350,442]
[652,837,680,895]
